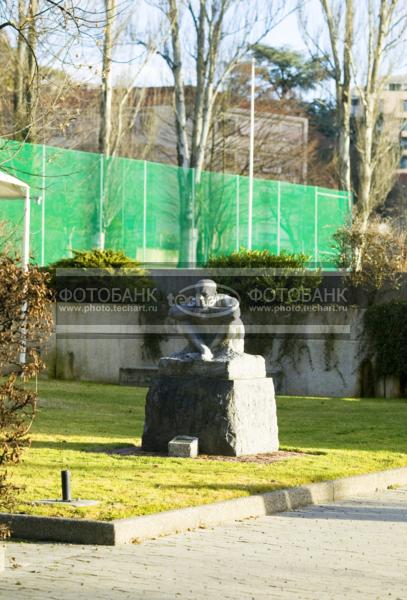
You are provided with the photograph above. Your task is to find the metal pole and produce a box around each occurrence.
[236,175,240,251]
[191,168,197,267]
[248,58,255,250]
[61,469,71,502]
[41,144,46,266]
[121,162,125,250]
[314,188,319,267]
[191,168,195,232]
[143,160,147,262]
[277,181,281,255]
[99,154,104,248]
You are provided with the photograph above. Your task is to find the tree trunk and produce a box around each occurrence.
[25,0,38,142]
[99,0,116,157]
[13,0,27,140]
[339,0,353,191]
[353,0,399,270]
[190,0,206,170]
[354,102,374,271]
[177,168,196,266]
[98,0,116,250]
[167,0,195,266]
[191,1,226,259]
[319,0,353,191]
[164,0,269,265]
[337,101,351,190]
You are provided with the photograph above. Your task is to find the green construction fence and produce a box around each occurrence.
[0,140,351,267]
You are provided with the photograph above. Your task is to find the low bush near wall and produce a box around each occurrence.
[46,249,151,296]
[333,221,406,301]
[364,301,407,378]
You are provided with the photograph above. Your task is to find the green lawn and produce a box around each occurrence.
[4,380,407,521]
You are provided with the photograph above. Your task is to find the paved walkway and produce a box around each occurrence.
[1,487,407,599]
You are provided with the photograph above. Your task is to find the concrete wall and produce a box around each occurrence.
[45,270,407,397]
[266,315,362,397]
[45,302,399,397]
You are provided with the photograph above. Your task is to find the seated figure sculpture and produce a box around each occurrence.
[142,278,279,455]
[168,279,244,361]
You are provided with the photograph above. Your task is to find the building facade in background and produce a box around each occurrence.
[132,104,308,184]
[43,85,309,185]
[352,74,407,176]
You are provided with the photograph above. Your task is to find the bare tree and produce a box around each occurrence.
[151,0,283,265]
[95,0,117,250]
[0,1,107,140]
[95,1,160,250]
[301,0,406,269]
[99,0,117,157]
[25,0,39,141]
[299,0,354,190]
[352,1,405,238]
[319,0,353,191]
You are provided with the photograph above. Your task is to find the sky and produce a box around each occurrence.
[38,0,406,91]
[56,0,315,88]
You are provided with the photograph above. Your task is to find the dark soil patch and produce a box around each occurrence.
[103,445,305,464]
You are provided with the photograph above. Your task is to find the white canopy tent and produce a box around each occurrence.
[0,169,30,270]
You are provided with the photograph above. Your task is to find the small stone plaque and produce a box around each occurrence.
[168,436,199,458]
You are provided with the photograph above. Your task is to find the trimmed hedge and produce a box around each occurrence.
[46,249,151,299]
[48,248,144,271]
[205,249,321,308]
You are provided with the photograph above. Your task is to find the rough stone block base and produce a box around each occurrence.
[142,376,279,456]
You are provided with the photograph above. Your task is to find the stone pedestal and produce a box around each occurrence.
[142,354,279,456]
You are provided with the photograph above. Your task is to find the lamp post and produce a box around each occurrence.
[248,57,255,250]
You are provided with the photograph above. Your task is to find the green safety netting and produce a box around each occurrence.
[0,140,351,267]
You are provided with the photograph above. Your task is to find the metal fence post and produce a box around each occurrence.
[277,180,281,255]
[41,143,46,266]
[121,160,125,251]
[99,154,104,248]
[143,160,147,262]
[236,175,240,251]
[192,167,195,232]
[314,187,319,266]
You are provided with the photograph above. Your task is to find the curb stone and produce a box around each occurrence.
[1,466,407,547]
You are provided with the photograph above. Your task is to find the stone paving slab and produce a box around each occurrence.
[1,487,407,599]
